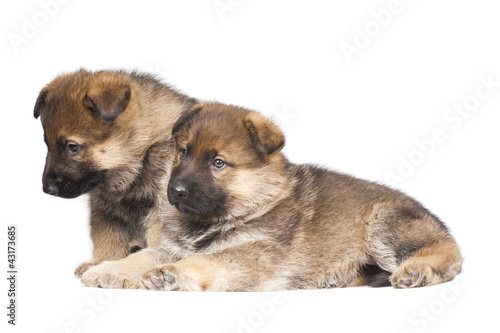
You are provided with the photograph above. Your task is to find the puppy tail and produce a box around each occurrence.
[366,271,392,287]
[354,265,392,287]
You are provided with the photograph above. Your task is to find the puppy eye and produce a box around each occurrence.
[67,143,81,156]
[180,148,188,158]
[213,158,226,170]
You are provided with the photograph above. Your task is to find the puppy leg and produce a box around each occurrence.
[365,204,463,289]
[142,244,279,291]
[75,212,132,278]
[391,238,463,288]
[80,208,172,288]
[80,248,173,289]
[142,254,233,291]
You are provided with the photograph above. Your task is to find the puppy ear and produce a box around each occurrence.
[34,89,48,119]
[83,83,131,122]
[172,103,203,137]
[244,112,285,155]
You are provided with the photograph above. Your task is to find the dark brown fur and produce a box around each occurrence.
[35,69,197,288]
[141,102,463,291]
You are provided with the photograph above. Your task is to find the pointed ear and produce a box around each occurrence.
[172,103,203,138]
[83,82,131,122]
[34,89,48,119]
[243,111,285,155]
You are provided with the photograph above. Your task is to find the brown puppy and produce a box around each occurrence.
[34,69,197,288]
[142,102,463,291]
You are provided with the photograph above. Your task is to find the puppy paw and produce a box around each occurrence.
[75,262,99,279]
[391,263,433,288]
[80,261,143,289]
[142,265,181,291]
[142,260,229,291]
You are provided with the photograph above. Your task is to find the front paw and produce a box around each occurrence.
[142,265,180,291]
[75,261,99,279]
[142,260,228,291]
[81,261,143,289]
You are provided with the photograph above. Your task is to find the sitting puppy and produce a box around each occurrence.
[142,102,463,291]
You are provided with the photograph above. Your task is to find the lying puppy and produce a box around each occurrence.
[142,102,463,291]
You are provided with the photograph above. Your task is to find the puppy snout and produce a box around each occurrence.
[42,171,60,196]
[43,183,59,196]
[170,183,188,199]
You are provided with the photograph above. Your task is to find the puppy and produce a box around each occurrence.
[34,69,197,288]
[142,102,463,291]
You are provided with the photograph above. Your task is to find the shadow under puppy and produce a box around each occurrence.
[142,102,463,291]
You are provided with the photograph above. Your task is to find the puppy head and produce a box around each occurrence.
[34,69,142,198]
[168,102,287,221]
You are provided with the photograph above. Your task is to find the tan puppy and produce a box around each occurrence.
[34,69,196,288]
[142,102,463,291]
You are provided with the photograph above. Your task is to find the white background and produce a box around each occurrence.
[1,0,499,332]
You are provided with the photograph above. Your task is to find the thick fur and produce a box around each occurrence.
[35,69,197,288]
[142,102,463,291]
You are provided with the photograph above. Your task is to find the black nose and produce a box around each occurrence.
[43,183,58,196]
[170,183,188,199]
